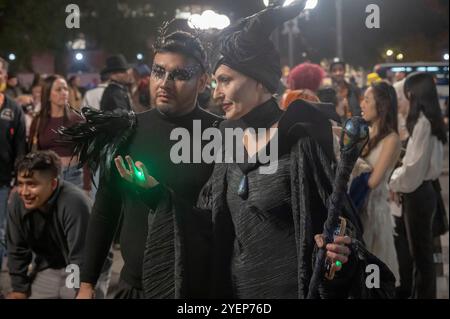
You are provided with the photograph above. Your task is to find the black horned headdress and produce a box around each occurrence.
[213,0,306,93]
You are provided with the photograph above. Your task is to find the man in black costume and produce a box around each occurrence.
[120,1,395,299]
[75,30,221,299]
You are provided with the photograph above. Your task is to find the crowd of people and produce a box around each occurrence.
[0,1,448,300]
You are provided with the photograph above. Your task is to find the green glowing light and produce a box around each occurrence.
[335,261,342,268]
[134,168,145,181]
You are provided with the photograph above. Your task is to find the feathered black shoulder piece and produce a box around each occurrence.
[57,107,137,180]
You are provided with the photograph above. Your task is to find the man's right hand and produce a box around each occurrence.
[6,292,28,299]
[115,155,159,189]
[76,283,95,299]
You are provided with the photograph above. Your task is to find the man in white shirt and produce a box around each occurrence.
[82,71,109,110]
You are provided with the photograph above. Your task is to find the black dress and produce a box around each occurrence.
[226,154,298,298]
[141,99,395,299]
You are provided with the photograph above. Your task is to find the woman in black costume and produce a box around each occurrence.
[116,1,395,299]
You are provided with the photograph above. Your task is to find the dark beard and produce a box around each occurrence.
[155,103,177,116]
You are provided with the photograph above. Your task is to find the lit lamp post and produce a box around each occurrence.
[75,52,84,61]
[187,10,230,30]
[336,0,343,60]
[396,53,404,62]
[385,49,394,62]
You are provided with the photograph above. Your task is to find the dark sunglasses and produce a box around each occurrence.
[151,64,201,82]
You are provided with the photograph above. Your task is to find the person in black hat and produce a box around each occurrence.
[120,1,395,299]
[330,60,362,120]
[100,54,133,112]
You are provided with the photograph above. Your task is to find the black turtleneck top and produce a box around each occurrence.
[81,106,221,289]
[216,98,301,298]
[220,98,288,175]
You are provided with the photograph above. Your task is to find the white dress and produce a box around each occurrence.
[361,137,400,285]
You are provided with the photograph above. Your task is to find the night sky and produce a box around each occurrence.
[1,0,447,70]
[209,0,449,67]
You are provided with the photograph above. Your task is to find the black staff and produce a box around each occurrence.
[307,116,369,299]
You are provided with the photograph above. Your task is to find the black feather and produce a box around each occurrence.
[57,107,137,184]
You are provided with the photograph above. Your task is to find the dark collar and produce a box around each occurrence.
[240,97,283,130]
[220,98,285,174]
[155,104,203,129]
[22,180,62,218]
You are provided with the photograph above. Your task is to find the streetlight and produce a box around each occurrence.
[8,53,16,61]
[396,53,404,61]
[187,10,230,30]
[444,53,449,61]
[264,0,318,9]
[136,53,144,61]
[336,0,343,60]
[75,52,84,61]
[386,49,394,57]
[304,0,318,10]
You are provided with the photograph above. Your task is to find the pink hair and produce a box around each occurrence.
[287,63,325,92]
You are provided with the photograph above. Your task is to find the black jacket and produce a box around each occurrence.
[139,101,395,299]
[100,80,132,112]
[6,181,91,293]
[0,94,27,186]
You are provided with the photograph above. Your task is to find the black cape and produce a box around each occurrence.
[140,100,396,299]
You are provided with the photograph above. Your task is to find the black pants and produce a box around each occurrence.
[396,181,437,299]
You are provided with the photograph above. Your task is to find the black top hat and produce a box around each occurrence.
[102,54,129,74]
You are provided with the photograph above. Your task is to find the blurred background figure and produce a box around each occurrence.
[82,70,110,110]
[81,70,111,200]
[29,75,90,194]
[68,75,83,111]
[281,62,324,109]
[330,60,362,120]
[366,72,383,88]
[394,79,410,143]
[4,70,24,99]
[0,57,27,275]
[17,82,43,142]
[395,71,407,83]
[100,55,133,112]
[131,63,151,113]
[389,72,448,299]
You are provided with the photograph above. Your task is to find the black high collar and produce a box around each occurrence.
[240,98,283,130]
[155,104,202,130]
[225,98,285,175]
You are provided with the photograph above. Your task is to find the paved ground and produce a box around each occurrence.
[1,146,449,299]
